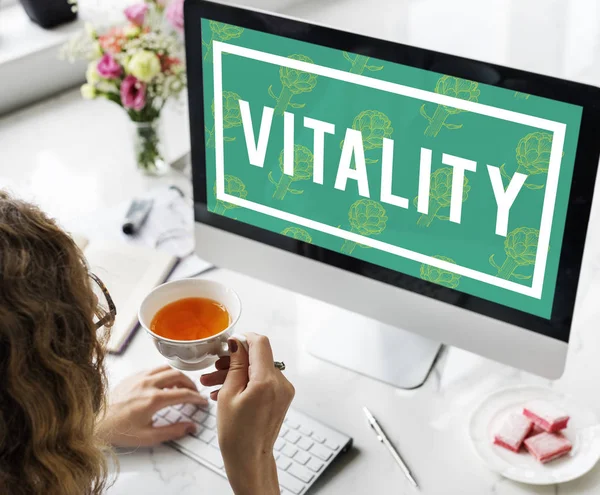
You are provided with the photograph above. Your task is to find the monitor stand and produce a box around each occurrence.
[305,309,442,389]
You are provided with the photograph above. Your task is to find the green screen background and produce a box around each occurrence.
[200,19,583,319]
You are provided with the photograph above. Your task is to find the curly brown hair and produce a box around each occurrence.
[0,191,113,494]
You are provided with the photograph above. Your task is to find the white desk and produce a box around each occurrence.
[2,87,600,495]
[3,0,600,479]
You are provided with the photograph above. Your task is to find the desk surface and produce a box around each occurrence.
[2,83,600,495]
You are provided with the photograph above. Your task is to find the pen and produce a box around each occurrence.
[362,406,419,489]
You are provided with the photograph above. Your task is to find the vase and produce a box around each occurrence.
[132,120,169,176]
[19,0,78,28]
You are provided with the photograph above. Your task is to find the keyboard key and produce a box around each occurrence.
[281,443,298,458]
[156,408,170,417]
[199,429,216,444]
[297,437,313,451]
[299,426,312,436]
[277,469,305,494]
[274,438,285,451]
[173,404,184,411]
[191,426,205,439]
[274,452,281,460]
[286,418,300,429]
[293,450,310,465]
[307,458,324,473]
[280,426,289,438]
[192,410,208,424]
[209,437,220,451]
[181,404,197,417]
[276,456,292,471]
[285,430,301,444]
[153,417,169,427]
[311,433,326,444]
[203,415,218,430]
[325,440,339,451]
[174,436,224,469]
[288,463,314,483]
[165,410,182,423]
[309,443,332,461]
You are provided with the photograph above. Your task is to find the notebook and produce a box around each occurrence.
[74,235,179,353]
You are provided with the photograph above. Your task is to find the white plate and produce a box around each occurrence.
[469,385,600,485]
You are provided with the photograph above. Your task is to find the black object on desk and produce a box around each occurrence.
[122,198,154,235]
[19,0,78,28]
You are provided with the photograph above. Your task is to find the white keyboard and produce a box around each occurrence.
[153,393,352,494]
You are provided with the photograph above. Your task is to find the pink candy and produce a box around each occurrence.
[493,400,572,464]
[493,413,533,453]
[524,432,572,463]
[523,400,570,433]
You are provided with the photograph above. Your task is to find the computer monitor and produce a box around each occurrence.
[185,0,600,386]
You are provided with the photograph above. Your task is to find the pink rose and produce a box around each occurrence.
[165,0,184,32]
[124,3,148,26]
[120,75,146,111]
[96,54,122,79]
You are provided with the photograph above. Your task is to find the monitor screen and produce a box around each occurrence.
[188,2,600,344]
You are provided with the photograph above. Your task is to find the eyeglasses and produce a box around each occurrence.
[90,272,117,329]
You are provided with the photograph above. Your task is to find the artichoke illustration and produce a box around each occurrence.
[514,92,530,99]
[281,227,313,243]
[342,52,383,75]
[340,199,388,255]
[213,175,248,216]
[500,132,553,190]
[340,110,393,164]
[414,167,471,227]
[203,21,244,61]
[268,54,318,116]
[206,91,243,149]
[268,145,314,200]
[420,255,461,289]
[489,227,539,281]
[420,76,480,137]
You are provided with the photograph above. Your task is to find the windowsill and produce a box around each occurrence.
[0,0,307,116]
[0,4,90,66]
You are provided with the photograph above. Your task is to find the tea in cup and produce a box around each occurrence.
[138,278,241,371]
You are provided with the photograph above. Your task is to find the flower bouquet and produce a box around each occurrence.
[62,0,185,175]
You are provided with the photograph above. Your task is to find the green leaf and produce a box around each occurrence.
[343,51,354,63]
[268,85,278,101]
[443,123,463,130]
[290,102,306,109]
[420,104,432,122]
[366,65,384,71]
[412,197,419,208]
[489,254,500,270]
[512,273,532,280]
[365,158,379,164]
[339,140,345,150]
[525,183,545,190]
[224,137,236,142]
[288,188,304,195]
[268,171,277,185]
[436,215,450,221]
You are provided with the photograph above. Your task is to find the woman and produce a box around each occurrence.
[0,191,294,495]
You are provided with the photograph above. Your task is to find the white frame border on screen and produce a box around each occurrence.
[212,40,567,300]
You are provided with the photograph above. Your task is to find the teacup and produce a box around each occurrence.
[138,278,242,371]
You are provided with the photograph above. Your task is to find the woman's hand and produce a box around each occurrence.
[97,365,207,448]
[200,333,295,495]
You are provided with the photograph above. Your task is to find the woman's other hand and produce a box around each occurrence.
[200,333,295,495]
[98,365,207,447]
